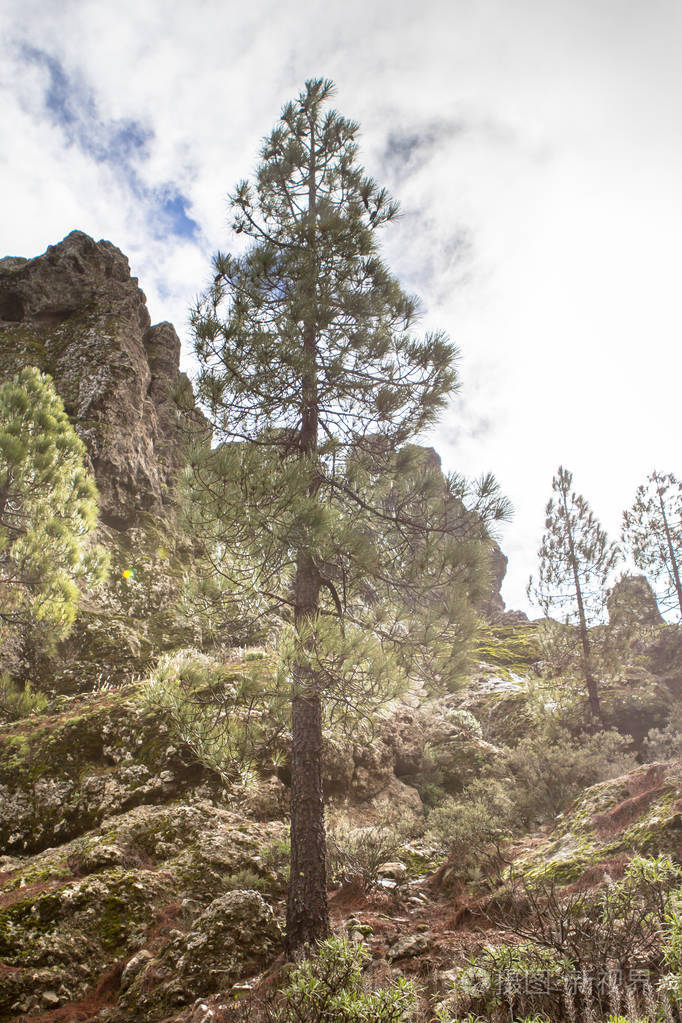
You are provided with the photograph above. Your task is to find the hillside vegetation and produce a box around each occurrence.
[0,230,680,1023]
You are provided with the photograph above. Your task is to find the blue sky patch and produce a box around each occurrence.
[20,45,199,243]
[157,192,200,241]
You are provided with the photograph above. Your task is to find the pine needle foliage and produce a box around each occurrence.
[622,470,682,620]
[187,78,508,951]
[0,367,108,666]
[528,466,619,719]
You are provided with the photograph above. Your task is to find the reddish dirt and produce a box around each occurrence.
[329,877,498,973]
[0,962,24,975]
[592,783,667,836]
[567,853,631,890]
[145,901,185,951]
[0,876,73,910]
[624,763,668,798]
[12,963,124,1023]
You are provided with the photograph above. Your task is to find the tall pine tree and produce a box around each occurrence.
[528,466,619,720]
[188,79,507,951]
[622,471,682,620]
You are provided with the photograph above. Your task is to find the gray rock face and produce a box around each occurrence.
[0,230,196,528]
[607,574,663,628]
[481,544,508,616]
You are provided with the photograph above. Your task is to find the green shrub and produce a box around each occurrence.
[142,648,288,782]
[467,856,682,1022]
[500,726,633,826]
[0,673,49,722]
[426,715,635,884]
[418,707,494,800]
[426,777,514,879]
[661,883,682,1007]
[642,703,682,761]
[269,937,418,1022]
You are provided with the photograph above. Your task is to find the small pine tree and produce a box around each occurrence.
[622,471,682,620]
[0,367,108,668]
[188,78,508,951]
[528,466,619,719]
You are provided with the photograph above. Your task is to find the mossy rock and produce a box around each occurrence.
[117,889,281,1020]
[0,681,205,854]
[0,802,286,1021]
[461,672,538,746]
[515,758,682,885]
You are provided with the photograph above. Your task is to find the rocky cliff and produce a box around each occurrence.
[0,233,209,688]
[0,231,195,529]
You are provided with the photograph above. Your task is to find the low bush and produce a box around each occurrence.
[426,778,514,879]
[272,937,417,1022]
[327,814,415,891]
[226,937,418,1022]
[642,703,682,762]
[0,673,49,722]
[500,726,633,827]
[455,856,682,1022]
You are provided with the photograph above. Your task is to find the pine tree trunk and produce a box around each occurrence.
[658,488,682,618]
[286,482,329,953]
[287,688,328,950]
[569,554,601,720]
[561,486,602,722]
[286,549,329,953]
[577,607,601,721]
[285,116,330,954]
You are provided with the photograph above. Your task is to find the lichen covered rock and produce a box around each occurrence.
[0,803,286,1021]
[117,889,280,1019]
[516,758,682,884]
[0,682,213,854]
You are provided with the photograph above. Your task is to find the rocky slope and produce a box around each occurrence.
[0,656,679,1022]
[1,233,680,1023]
[0,653,426,1020]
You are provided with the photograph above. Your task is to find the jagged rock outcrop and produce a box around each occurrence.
[481,545,507,616]
[393,445,507,616]
[0,231,197,529]
[607,573,663,629]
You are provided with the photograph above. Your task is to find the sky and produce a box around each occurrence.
[2,0,681,615]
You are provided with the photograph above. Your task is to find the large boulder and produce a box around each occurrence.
[117,890,281,1019]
